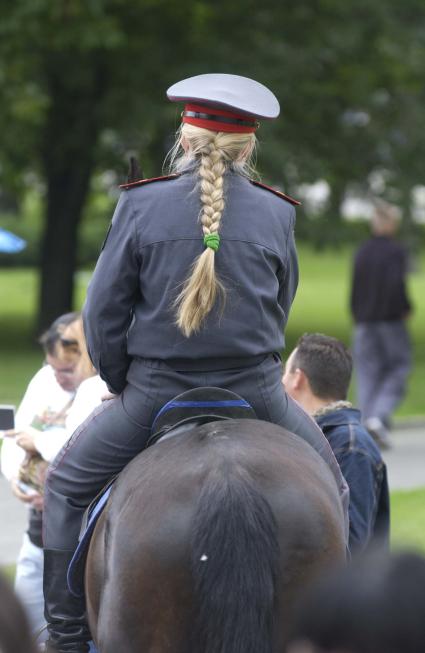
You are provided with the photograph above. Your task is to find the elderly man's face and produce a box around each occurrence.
[46,352,79,392]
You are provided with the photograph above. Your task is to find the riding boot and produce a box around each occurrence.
[43,549,91,653]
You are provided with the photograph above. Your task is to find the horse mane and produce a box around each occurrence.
[189,461,279,653]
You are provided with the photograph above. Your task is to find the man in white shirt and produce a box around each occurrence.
[1,313,80,641]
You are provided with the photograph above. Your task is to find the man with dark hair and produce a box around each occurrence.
[282,333,389,553]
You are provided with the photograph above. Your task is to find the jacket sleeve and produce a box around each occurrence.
[277,207,299,320]
[336,445,386,553]
[83,192,141,394]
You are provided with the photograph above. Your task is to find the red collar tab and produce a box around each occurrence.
[182,103,259,133]
[119,174,179,191]
[250,180,301,206]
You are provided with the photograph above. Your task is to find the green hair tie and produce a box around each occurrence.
[203,233,220,252]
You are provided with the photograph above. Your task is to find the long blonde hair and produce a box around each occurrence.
[171,123,257,337]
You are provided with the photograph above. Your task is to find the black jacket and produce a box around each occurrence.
[350,236,411,323]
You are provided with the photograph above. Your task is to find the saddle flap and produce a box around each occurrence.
[67,481,115,597]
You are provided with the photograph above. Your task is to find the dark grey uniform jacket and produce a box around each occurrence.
[83,168,299,394]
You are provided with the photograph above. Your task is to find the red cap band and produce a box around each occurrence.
[182,103,259,133]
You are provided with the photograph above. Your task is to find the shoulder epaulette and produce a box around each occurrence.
[119,174,180,191]
[250,180,301,206]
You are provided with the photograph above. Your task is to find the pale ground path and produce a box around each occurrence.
[0,423,424,567]
[381,422,425,490]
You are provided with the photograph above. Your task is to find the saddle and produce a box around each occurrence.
[67,388,256,596]
[148,386,256,445]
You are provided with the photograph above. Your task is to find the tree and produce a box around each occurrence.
[0,0,210,330]
[0,0,424,331]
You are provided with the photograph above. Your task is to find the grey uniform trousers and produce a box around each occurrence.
[43,354,349,548]
[353,321,411,425]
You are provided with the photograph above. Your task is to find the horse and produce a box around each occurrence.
[84,416,346,653]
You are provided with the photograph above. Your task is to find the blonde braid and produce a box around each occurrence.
[175,135,227,337]
[199,139,226,243]
[173,125,257,337]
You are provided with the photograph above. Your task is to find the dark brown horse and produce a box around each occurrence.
[85,419,346,653]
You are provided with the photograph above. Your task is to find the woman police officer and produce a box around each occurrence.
[42,73,348,652]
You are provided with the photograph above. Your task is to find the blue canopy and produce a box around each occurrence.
[0,228,26,253]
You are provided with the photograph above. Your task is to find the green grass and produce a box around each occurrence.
[0,269,89,405]
[0,269,41,404]
[0,244,424,413]
[1,564,15,582]
[391,487,425,553]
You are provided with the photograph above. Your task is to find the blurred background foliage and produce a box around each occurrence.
[0,0,424,333]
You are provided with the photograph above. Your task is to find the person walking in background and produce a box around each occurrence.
[350,201,413,449]
[282,333,390,554]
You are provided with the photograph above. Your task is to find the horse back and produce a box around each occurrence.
[86,419,346,652]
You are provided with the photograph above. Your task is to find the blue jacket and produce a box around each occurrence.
[83,169,298,393]
[316,407,390,553]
